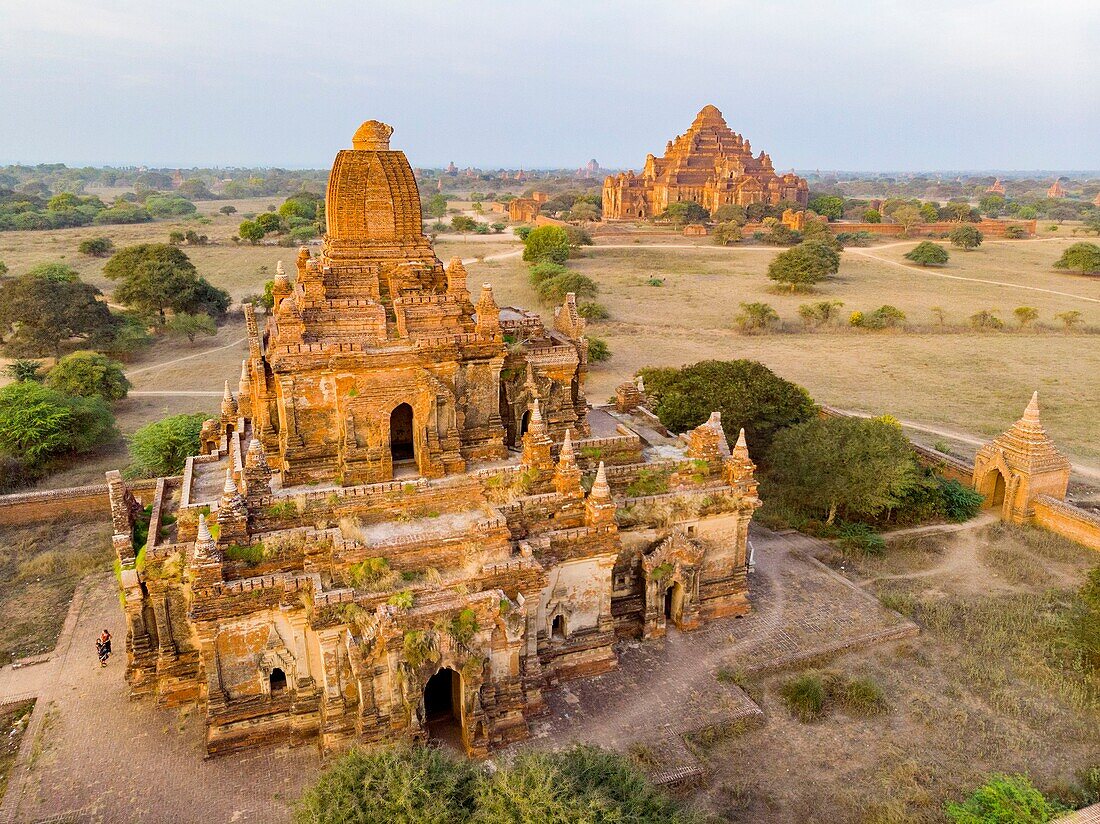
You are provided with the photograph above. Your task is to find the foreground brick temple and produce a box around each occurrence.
[602,104,809,220]
[107,120,762,758]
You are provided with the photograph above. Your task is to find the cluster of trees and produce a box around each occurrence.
[238,192,324,246]
[638,360,983,543]
[0,351,130,490]
[0,190,153,231]
[537,191,602,222]
[295,744,702,824]
[0,246,230,488]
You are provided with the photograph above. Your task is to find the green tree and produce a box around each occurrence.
[522,225,571,265]
[766,416,919,524]
[979,194,1006,216]
[535,271,598,305]
[0,265,115,357]
[767,239,840,291]
[862,208,881,223]
[103,244,229,323]
[0,381,116,469]
[808,195,844,221]
[945,774,1060,824]
[166,312,217,345]
[919,201,940,222]
[712,204,746,224]
[969,310,1004,331]
[256,212,284,234]
[950,224,983,251]
[78,236,115,257]
[638,360,815,455]
[238,220,265,244]
[45,351,130,401]
[1013,306,1039,329]
[712,221,742,245]
[658,201,709,225]
[736,301,779,333]
[426,193,448,218]
[893,205,924,236]
[1053,242,1100,274]
[941,202,979,223]
[218,205,237,216]
[904,241,950,266]
[127,413,209,477]
[451,215,479,234]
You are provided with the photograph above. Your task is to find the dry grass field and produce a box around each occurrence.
[692,523,1100,822]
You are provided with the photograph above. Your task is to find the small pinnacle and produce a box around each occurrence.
[223,466,238,496]
[736,428,747,449]
[196,513,213,544]
[1023,390,1040,422]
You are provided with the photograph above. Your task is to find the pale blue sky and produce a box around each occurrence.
[0,0,1096,171]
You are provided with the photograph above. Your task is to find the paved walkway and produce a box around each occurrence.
[0,527,915,822]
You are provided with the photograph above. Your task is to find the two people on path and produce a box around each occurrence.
[95,629,111,667]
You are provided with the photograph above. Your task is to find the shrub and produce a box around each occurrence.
[1014,306,1039,329]
[780,674,826,721]
[970,310,1004,331]
[836,522,886,555]
[797,300,844,329]
[527,262,569,285]
[945,774,1060,824]
[522,226,571,265]
[1053,242,1100,274]
[735,301,779,333]
[577,301,609,321]
[904,241,950,266]
[4,360,43,383]
[346,557,396,591]
[587,337,611,362]
[1055,310,1083,330]
[827,674,889,716]
[1003,225,1027,239]
[535,271,598,305]
[767,239,839,291]
[78,236,115,257]
[712,221,742,245]
[45,351,130,401]
[852,305,906,329]
[127,413,207,477]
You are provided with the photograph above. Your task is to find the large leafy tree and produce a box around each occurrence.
[127,413,208,477]
[0,263,116,357]
[807,195,844,221]
[904,241,950,266]
[658,201,709,225]
[767,239,840,291]
[1053,242,1100,275]
[638,359,815,457]
[103,244,229,322]
[0,381,116,469]
[765,416,919,524]
[949,224,983,251]
[522,225,571,265]
[45,350,130,401]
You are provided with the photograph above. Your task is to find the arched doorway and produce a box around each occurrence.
[269,667,287,694]
[423,667,463,748]
[517,409,531,447]
[991,472,1006,508]
[390,403,415,463]
[664,582,684,627]
[551,614,566,641]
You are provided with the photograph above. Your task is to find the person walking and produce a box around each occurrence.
[96,629,112,667]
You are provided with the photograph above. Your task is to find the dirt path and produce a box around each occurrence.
[125,335,247,377]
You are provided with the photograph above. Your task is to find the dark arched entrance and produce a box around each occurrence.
[518,409,531,445]
[664,582,684,627]
[390,403,415,462]
[270,667,287,694]
[423,667,462,747]
[991,472,1006,508]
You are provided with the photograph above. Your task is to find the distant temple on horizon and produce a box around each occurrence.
[602,105,808,220]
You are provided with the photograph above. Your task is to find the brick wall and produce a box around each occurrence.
[1033,496,1100,551]
[0,479,161,526]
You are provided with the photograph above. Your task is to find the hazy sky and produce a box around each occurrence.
[0,0,1096,171]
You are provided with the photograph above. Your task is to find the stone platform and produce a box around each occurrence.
[0,526,914,823]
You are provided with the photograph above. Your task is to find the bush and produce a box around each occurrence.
[0,381,116,469]
[522,226,571,265]
[527,262,570,286]
[1053,242,1100,274]
[587,337,611,362]
[904,241,950,266]
[127,413,207,477]
[735,301,779,333]
[945,774,1060,824]
[949,224,984,251]
[851,305,906,329]
[639,360,814,456]
[78,237,115,257]
[535,271,598,305]
[577,301,609,321]
[1003,225,1027,239]
[767,239,839,291]
[712,221,742,245]
[970,310,1004,331]
[45,351,130,401]
[836,522,886,555]
[658,201,709,225]
[780,674,826,722]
